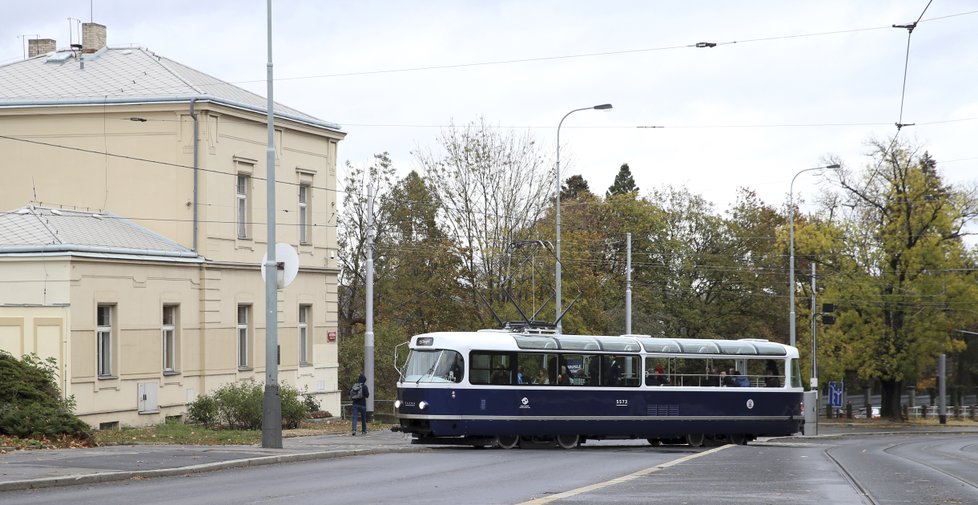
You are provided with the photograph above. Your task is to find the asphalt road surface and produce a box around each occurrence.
[4,433,976,505]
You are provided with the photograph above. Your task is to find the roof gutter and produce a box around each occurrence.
[0,244,201,259]
[0,95,344,133]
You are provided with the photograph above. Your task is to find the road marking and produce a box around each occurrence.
[517,445,732,505]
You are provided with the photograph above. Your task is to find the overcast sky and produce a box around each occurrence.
[3,1,976,214]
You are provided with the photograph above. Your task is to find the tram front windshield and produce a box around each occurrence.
[403,349,464,383]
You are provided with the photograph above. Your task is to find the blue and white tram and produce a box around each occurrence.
[393,329,805,448]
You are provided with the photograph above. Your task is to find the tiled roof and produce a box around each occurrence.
[0,205,199,260]
[0,47,340,131]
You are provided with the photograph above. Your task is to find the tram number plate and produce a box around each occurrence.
[616,399,628,407]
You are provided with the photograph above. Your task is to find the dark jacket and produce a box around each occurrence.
[352,374,369,406]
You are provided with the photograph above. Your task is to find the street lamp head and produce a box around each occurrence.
[593,103,613,110]
[825,163,841,169]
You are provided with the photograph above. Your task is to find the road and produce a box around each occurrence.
[4,433,977,505]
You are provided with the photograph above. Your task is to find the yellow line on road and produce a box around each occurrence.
[517,445,733,505]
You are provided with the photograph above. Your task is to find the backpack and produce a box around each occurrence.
[350,382,364,400]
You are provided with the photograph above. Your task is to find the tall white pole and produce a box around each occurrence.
[555,104,611,333]
[261,0,281,449]
[788,163,839,348]
[811,262,818,434]
[625,233,632,335]
[365,185,375,421]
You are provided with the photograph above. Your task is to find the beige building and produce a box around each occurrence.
[0,23,345,428]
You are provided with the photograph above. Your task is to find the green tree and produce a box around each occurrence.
[561,174,594,201]
[606,163,639,197]
[375,171,470,334]
[826,139,978,418]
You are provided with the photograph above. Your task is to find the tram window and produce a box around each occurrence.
[515,353,555,385]
[645,357,670,386]
[790,359,802,388]
[470,351,516,385]
[614,355,640,386]
[559,354,585,385]
[402,350,464,383]
[757,359,782,387]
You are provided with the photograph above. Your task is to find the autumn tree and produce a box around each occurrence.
[824,138,978,418]
[374,171,470,334]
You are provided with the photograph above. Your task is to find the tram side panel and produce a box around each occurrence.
[396,383,803,440]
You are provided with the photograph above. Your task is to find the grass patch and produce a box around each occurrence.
[93,419,392,447]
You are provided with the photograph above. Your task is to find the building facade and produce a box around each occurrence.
[0,23,345,428]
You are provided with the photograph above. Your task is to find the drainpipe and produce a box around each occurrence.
[190,98,199,252]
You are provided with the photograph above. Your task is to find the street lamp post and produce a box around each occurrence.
[556,103,612,333]
[788,163,840,349]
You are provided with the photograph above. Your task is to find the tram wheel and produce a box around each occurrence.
[686,433,705,447]
[556,434,580,449]
[729,434,747,445]
[495,435,520,449]
[647,438,662,447]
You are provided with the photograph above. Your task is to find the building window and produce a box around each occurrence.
[236,174,251,239]
[162,305,178,373]
[97,305,114,377]
[299,304,311,365]
[237,305,251,368]
[298,183,311,244]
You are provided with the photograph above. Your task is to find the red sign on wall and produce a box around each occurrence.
[327,331,337,343]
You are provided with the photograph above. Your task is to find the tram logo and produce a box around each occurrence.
[746,399,755,410]
[520,397,531,409]
[616,399,628,407]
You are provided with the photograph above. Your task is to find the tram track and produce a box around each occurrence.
[824,436,978,505]
[880,438,978,492]
[822,447,880,505]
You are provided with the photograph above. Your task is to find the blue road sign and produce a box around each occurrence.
[828,381,844,408]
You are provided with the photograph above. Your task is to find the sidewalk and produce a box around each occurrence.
[0,429,424,492]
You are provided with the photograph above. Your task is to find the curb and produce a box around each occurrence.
[0,445,429,492]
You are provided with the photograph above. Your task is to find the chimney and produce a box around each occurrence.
[28,38,57,58]
[82,23,107,53]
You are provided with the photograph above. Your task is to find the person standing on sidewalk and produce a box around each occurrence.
[350,373,369,435]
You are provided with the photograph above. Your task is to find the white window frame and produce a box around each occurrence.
[97,305,114,377]
[237,305,251,368]
[236,174,251,239]
[162,305,178,373]
[298,183,311,244]
[299,304,311,365]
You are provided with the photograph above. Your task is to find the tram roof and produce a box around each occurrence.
[410,331,796,358]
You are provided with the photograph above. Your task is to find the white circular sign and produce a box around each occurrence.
[746,399,755,410]
[261,243,300,288]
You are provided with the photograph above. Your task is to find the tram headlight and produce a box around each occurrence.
[418,401,428,410]
[394,400,401,409]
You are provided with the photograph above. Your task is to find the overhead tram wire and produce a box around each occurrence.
[843,0,936,206]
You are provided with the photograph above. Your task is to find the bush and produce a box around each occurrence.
[0,351,91,441]
[213,380,264,430]
[189,380,312,430]
[281,383,310,429]
[186,394,218,428]
[303,391,320,413]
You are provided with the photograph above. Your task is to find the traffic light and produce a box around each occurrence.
[821,303,836,325]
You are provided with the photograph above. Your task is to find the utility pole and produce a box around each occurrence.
[261,0,282,449]
[625,233,632,335]
[365,185,375,421]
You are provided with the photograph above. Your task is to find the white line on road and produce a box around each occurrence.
[517,445,733,505]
